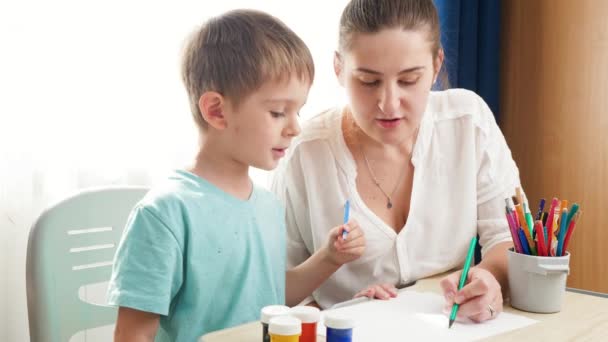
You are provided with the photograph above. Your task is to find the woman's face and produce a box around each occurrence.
[335,27,442,146]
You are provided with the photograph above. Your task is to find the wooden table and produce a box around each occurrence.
[201,275,608,341]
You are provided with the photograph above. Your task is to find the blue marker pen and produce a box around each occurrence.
[342,200,350,240]
[518,228,531,255]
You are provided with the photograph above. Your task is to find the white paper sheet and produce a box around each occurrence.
[317,291,537,341]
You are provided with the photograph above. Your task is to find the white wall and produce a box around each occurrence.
[1,218,8,341]
[0,0,348,340]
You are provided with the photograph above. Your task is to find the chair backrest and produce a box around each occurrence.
[26,187,148,342]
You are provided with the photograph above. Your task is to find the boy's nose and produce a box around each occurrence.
[284,117,301,137]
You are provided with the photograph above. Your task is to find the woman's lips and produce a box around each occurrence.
[375,117,402,128]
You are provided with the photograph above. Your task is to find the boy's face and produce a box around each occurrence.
[223,76,309,170]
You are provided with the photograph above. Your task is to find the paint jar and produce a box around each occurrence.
[261,305,291,342]
[289,306,320,342]
[269,316,301,342]
[324,313,354,342]
[508,248,570,313]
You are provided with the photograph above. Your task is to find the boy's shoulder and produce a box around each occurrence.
[137,170,202,213]
[140,171,284,220]
[132,170,228,232]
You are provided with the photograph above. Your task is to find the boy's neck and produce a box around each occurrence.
[187,141,253,201]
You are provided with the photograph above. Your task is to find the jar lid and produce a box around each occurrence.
[289,305,320,323]
[269,316,302,336]
[260,305,291,323]
[324,313,355,329]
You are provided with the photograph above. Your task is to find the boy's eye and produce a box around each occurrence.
[270,111,285,118]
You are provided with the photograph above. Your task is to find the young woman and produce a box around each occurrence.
[272,0,519,323]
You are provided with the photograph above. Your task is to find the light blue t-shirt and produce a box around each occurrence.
[107,170,286,341]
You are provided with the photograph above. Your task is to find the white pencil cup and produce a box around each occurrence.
[507,248,570,313]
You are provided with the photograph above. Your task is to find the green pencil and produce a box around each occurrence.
[449,236,477,328]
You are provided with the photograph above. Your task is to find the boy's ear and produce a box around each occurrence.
[333,51,345,87]
[198,91,227,130]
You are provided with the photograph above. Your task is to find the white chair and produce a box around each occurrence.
[26,187,148,342]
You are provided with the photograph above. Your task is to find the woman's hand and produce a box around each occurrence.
[353,283,398,300]
[323,219,365,266]
[440,267,503,323]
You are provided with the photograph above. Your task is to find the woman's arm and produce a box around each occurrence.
[439,93,519,323]
[476,241,512,295]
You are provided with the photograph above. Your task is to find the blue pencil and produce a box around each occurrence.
[518,228,531,255]
[536,198,546,221]
[342,200,350,240]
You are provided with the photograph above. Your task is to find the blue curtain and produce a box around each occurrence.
[434,0,501,264]
[434,0,501,121]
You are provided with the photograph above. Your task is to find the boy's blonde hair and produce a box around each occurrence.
[181,9,315,131]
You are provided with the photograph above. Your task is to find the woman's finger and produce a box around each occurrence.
[454,277,489,304]
[467,296,501,322]
[439,271,461,304]
[354,287,376,299]
[380,284,398,297]
[371,286,392,299]
[458,290,503,322]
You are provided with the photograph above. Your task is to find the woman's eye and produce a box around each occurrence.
[360,79,380,87]
[399,79,419,86]
[270,111,285,118]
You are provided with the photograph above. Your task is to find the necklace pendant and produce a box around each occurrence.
[387,201,393,209]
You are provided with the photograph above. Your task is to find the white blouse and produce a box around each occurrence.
[271,89,520,309]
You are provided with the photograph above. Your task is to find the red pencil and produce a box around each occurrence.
[561,211,582,256]
[534,220,547,256]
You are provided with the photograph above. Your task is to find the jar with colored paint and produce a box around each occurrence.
[289,306,320,342]
[269,316,302,342]
[324,313,354,342]
[261,305,291,342]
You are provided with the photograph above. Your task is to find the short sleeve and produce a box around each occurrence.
[475,97,521,256]
[107,206,183,316]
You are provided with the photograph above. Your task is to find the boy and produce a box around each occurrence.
[107,9,365,342]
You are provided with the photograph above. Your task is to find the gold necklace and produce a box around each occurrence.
[361,148,411,209]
